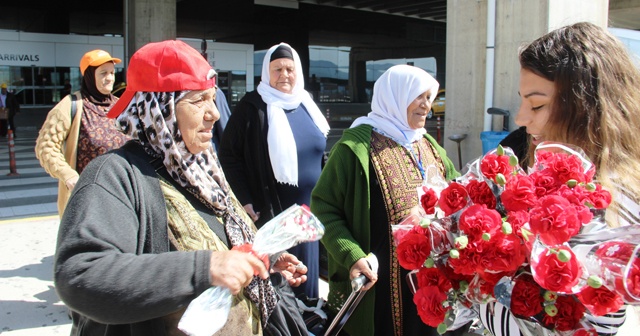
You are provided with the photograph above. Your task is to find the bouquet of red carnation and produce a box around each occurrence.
[393,141,640,335]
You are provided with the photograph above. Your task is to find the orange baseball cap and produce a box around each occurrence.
[80,50,122,75]
[107,40,216,119]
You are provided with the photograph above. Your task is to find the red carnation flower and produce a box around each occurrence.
[413,286,451,327]
[536,151,588,184]
[576,285,624,316]
[532,246,582,293]
[458,204,502,242]
[510,274,544,317]
[587,184,612,209]
[479,232,526,273]
[595,241,640,300]
[501,174,537,212]
[420,187,439,215]
[550,153,589,185]
[556,185,594,224]
[542,295,586,331]
[506,210,529,238]
[396,232,431,270]
[417,267,453,293]
[438,261,475,290]
[617,263,640,300]
[438,182,469,216]
[480,153,513,182]
[529,169,562,197]
[529,195,581,245]
[447,246,479,275]
[465,180,496,209]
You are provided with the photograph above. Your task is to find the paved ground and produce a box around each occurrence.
[0,216,71,335]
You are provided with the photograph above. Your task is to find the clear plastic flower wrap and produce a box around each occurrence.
[178,204,325,336]
[391,140,638,334]
[567,225,640,304]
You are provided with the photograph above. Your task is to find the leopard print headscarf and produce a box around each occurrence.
[115,91,277,326]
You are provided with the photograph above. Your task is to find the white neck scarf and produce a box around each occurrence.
[351,64,439,146]
[257,42,330,186]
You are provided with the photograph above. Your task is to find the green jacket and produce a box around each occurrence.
[310,124,459,336]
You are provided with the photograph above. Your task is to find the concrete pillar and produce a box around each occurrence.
[124,0,176,66]
[444,0,608,167]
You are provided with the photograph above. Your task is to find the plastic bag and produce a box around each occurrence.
[177,286,232,336]
[178,204,325,336]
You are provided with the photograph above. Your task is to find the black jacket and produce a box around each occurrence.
[219,91,284,227]
[55,141,212,335]
[499,126,529,167]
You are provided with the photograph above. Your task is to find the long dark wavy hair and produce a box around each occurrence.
[518,21,640,226]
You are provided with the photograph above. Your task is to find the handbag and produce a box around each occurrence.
[0,107,7,120]
[263,273,310,336]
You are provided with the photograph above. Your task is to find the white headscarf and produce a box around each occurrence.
[256,42,330,186]
[351,64,439,146]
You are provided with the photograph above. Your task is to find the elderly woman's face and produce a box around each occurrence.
[95,62,116,95]
[176,88,219,154]
[406,90,434,129]
[268,58,296,94]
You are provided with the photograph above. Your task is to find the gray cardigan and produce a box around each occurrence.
[54,141,212,335]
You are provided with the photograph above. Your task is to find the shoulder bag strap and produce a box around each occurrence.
[70,93,78,120]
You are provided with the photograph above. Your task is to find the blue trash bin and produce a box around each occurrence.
[480,131,510,154]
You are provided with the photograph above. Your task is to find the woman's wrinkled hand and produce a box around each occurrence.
[65,176,79,191]
[271,253,307,287]
[350,257,378,291]
[209,250,269,295]
[243,203,261,222]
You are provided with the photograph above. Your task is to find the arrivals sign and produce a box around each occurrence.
[0,41,54,66]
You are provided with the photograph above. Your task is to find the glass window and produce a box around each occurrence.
[309,46,351,103]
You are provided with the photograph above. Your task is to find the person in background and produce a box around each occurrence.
[0,83,20,138]
[54,40,308,336]
[61,79,72,98]
[35,49,129,217]
[219,42,330,300]
[479,21,640,336]
[311,64,459,336]
[211,86,232,151]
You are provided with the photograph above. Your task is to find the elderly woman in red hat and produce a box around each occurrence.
[54,40,308,336]
[36,49,130,217]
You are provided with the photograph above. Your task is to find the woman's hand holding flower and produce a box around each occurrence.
[209,250,269,295]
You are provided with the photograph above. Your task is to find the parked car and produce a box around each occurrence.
[427,89,445,119]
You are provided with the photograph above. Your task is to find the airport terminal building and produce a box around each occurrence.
[1,0,636,161]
